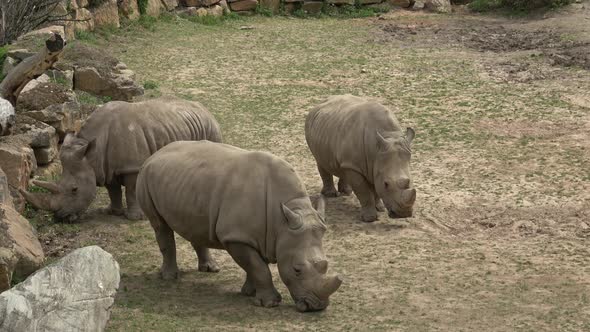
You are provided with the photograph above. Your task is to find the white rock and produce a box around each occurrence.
[0,98,15,136]
[0,246,120,332]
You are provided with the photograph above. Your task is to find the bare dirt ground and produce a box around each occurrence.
[30,3,590,331]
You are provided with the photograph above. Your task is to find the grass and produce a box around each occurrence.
[27,9,590,332]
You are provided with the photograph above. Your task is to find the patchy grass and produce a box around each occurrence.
[31,9,590,332]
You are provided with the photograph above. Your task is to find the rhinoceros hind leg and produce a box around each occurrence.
[123,174,145,220]
[150,219,178,280]
[343,170,378,222]
[193,245,220,273]
[337,178,353,196]
[226,242,282,307]
[318,165,338,197]
[102,183,124,216]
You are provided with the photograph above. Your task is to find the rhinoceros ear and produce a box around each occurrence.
[313,195,326,220]
[405,127,415,145]
[282,204,303,230]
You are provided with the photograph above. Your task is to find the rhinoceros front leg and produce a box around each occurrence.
[103,182,124,216]
[191,244,220,273]
[150,219,179,280]
[343,169,378,222]
[123,173,144,221]
[226,242,282,308]
[318,165,338,197]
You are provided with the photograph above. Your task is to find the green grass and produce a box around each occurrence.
[76,90,112,105]
[0,44,9,80]
[143,80,159,90]
[469,0,574,12]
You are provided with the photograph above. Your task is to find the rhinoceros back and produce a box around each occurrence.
[136,141,307,262]
[79,97,222,185]
[305,94,402,181]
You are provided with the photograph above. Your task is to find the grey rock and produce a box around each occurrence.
[0,246,120,332]
[0,98,15,136]
[1,57,18,77]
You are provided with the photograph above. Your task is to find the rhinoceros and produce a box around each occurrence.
[305,94,416,222]
[136,140,342,312]
[20,97,222,222]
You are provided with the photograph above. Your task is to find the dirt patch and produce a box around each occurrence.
[378,17,590,70]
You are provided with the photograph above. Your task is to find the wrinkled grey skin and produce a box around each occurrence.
[305,95,416,222]
[20,97,222,222]
[137,141,342,312]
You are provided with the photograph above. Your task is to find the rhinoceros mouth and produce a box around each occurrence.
[54,210,83,223]
[388,208,413,219]
[295,297,328,312]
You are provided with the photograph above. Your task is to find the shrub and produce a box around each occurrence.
[88,0,109,8]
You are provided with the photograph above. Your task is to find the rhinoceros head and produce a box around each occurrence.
[373,128,416,218]
[276,196,342,312]
[20,133,97,222]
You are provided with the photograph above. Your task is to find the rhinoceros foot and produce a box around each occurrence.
[99,205,125,216]
[253,289,282,308]
[321,186,339,198]
[360,207,378,223]
[160,268,179,280]
[124,209,144,221]
[198,260,220,273]
[337,180,353,196]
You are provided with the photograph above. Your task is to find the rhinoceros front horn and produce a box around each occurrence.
[402,188,416,206]
[32,180,61,194]
[19,189,58,211]
[318,275,342,299]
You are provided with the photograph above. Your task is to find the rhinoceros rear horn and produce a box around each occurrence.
[282,204,303,230]
[402,188,416,206]
[19,189,59,211]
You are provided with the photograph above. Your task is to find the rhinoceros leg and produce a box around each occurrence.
[103,182,125,216]
[226,243,282,307]
[241,274,256,296]
[318,165,338,197]
[150,219,178,280]
[123,174,144,221]
[192,244,220,273]
[343,169,378,223]
[337,178,353,196]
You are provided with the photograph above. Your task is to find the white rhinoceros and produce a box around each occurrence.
[136,140,342,312]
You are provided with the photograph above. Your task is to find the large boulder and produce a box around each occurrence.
[91,0,121,28]
[25,102,89,142]
[1,56,17,77]
[0,167,11,207]
[228,0,258,11]
[73,8,96,32]
[16,80,76,113]
[389,0,411,7]
[146,0,163,17]
[161,0,179,10]
[74,63,144,101]
[0,246,119,331]
[118,0,140,20]
[0,204,45,292]
[424,0,451,12]
[0,140,37,212]
[0,98,15,136]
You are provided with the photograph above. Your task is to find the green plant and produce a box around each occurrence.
[187,15,224,26]
[143,80,159,90]
[468,0,573,12]
[256,4,274,17]
[0,45,8,79]
[137,15,158,31]
[75,29,98,43]
[138,0,149,15]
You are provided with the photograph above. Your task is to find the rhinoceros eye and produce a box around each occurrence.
[293,266,302,276]
[71,186,78,194]
[384,181,390,189]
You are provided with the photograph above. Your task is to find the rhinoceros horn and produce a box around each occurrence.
[19,189,58,211]
[317,275,343,299]
[402,188,416,206]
